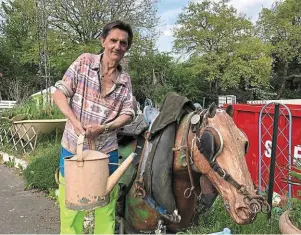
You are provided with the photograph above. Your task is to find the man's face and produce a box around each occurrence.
[101,28,129,63]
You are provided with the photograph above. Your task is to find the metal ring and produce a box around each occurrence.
[261,202,271,214]
[249,200,261,214]
[184,188,192,198]
[181,155,187,167]
[134,183,146,198]
[136,187,146,198]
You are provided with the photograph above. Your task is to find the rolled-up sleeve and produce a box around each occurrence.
[120,81,135,119]
[55,55,82,98]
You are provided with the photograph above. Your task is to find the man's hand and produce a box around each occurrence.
[84,124,105,138]
[71,119,86,136]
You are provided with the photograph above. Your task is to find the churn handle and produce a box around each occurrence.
[76,134,85,164]
[54,167,65,185]
[55,167,60,184]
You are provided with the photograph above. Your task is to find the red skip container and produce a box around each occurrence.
[227,104,301,198]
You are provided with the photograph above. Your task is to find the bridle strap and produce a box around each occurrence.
[194,127,243,192]
[210,162,242,191]
[181,112,197,198]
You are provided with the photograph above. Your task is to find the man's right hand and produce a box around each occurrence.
[71,119,85,136]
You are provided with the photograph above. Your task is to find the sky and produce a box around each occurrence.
[156,0,275,52]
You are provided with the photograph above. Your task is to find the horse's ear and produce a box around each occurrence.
[226,105,234,117]
[207,103,216,118]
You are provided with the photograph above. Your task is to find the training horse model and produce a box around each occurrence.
[117,93,269,233]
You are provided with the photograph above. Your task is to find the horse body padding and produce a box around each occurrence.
[150,92,195,137]
[118,114,149,137]
[144,123,177,214]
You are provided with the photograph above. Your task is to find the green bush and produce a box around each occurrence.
[287,159,301,229]
[23,142,61,190]
[290,197,301,229]
[1,98,64,120]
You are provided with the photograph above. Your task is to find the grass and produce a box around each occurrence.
[22,131,61,191]
[27,131,62,161]
[184,196,281,234]
[23,140,60,190]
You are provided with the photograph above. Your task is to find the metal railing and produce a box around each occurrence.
[0,100,17,110]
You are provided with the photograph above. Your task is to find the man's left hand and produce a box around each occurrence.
[84,124,105,138]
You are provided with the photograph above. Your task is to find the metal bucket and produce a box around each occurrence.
[64,134,110,211]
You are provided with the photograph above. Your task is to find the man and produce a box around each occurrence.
[52,20,135,234]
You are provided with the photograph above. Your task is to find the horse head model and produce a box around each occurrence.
[117,93,270,233]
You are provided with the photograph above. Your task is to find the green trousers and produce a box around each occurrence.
[58,174,118,234]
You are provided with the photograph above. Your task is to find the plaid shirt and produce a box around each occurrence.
[55,53,135,154]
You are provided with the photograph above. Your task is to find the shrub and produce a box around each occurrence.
[23,142,60,190]
[1,98,64,120]
[290,197,301,229]
[287,159,301,229]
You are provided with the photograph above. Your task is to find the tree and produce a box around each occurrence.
[0,0,48,100]
[162,60,210,104]
[0,0,39,102]
[0,0,37,61]
[173,0,272,103]
[257,0,301,98]
[0,37,37,100]
[128,48,174,104]
[47,0,159,43]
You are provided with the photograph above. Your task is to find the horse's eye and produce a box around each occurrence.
[245,141,249,154]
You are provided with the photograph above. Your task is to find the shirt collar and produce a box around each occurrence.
[91,53,122,71]
[90,54,101,70]
[91,53,125,86]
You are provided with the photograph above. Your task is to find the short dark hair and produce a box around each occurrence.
[101,20,133,49]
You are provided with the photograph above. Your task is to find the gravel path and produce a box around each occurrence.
[0,164,60,234]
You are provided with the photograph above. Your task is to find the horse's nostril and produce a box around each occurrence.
[235,207,252,222]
